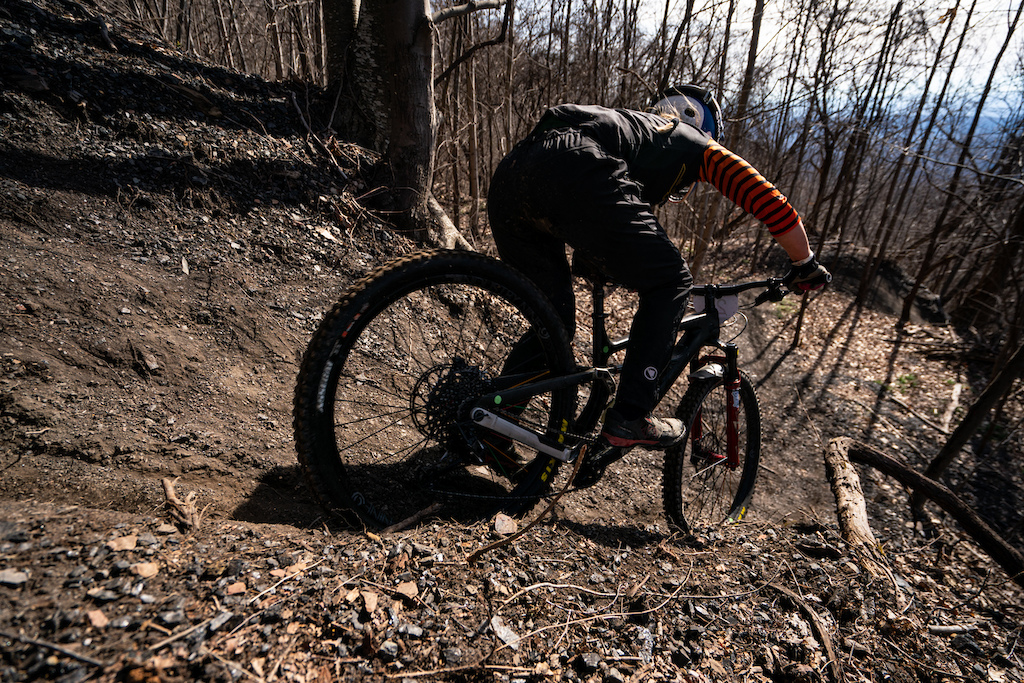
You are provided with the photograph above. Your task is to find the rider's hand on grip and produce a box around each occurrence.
[784,256,831,293]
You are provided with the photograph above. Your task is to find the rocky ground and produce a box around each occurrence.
[1,0,1023,681]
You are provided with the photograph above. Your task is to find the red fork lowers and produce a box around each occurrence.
[726,374,741,469]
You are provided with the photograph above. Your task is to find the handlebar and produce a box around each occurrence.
[690,278,790,306]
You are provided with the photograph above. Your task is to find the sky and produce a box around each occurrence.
[637,0,1021,115]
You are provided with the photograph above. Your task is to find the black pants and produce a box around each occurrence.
[488,129,693,420]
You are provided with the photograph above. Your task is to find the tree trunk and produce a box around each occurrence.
[322,0,357,85]
[211,0,234,69]
[323,0,387,151]
[377,0,436,236]
[289,5,314,81]
[856,0,961,303]
[656,0,695,95]
[175,0,191,51]
[912,341,1024,510]
[465,18,482,237]
[726,0,763,149]
[264,0,284,81]
[226,0,248,73]
[714,0,735,97]
[449,19,463,236]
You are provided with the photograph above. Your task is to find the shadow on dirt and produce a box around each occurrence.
[230,465,326,528]
[0,146,325,213]
[552,518,671,550]
[965,444,1024,543]
[232,465,548,535]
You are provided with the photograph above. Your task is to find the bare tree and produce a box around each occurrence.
[725,0,764,148]
[912,340,1024,513]
[898,1,1023,327]
[856,0,964,303]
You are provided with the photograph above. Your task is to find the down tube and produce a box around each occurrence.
[656,323,716,402]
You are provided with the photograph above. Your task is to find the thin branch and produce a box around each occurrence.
[431,0,504,24]
[247,559,325,606]
[467,444,586,564]
[771,585,843,683]
[433,0,512,86]
[382,502,444,534]
[289,92,349,180]
[0,629,109,668]
[146,617,214,652]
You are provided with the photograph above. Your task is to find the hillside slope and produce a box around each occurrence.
[1,0,1022,681]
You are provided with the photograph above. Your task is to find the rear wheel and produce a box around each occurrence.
[662,372,761,535]
[293,250,576,528]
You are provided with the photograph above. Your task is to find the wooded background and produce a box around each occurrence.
[110,0,1022,355]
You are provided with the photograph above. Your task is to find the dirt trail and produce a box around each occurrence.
[1,0,1022,680]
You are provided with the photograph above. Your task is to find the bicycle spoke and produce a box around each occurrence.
[294,252,576,527]
[663,375,760,535]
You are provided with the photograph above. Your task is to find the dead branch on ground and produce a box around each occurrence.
[830,437,1024,590]
[161,477,209,531]
[824,438,907,607]
[771,584,843,683]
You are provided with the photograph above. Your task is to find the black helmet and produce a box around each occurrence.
[649,84,723,139]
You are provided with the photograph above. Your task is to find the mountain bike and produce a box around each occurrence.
[293,249,791,533]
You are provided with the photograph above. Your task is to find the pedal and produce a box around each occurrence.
[574,440,625,488]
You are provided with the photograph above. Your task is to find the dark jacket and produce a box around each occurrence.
[531,104,709,204]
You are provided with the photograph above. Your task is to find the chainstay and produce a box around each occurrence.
[506,406,600,447]
[422,405,603,502]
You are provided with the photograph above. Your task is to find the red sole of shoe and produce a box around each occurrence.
[602,433,659,448]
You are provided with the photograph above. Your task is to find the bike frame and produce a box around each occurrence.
[473,276,784,464]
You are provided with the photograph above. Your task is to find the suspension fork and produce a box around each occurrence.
[687,343,741,470]
[723,342,741,469]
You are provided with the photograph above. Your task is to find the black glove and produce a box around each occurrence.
[784,255,831,292]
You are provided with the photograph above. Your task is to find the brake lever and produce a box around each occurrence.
[754,281,789,306]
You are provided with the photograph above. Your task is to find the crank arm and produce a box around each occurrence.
[471,409,575,462]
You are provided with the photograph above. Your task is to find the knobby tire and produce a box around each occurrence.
[293,250,575,529]
[662,372,761,535]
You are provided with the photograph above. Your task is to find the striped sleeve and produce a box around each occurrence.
[699,142,802,238]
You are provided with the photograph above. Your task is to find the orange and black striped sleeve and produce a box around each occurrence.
[699,141,802,238]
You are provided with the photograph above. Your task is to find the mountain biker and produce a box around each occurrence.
[487,85,830,458]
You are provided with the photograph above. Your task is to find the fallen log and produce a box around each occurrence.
[824,438,893,586]
[824,437,878,548]
[832,437,1024,590]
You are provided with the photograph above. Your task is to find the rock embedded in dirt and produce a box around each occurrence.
[576,651,603,673]
[0,569,29,586]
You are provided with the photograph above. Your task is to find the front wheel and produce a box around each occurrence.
[662,372,761,535]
